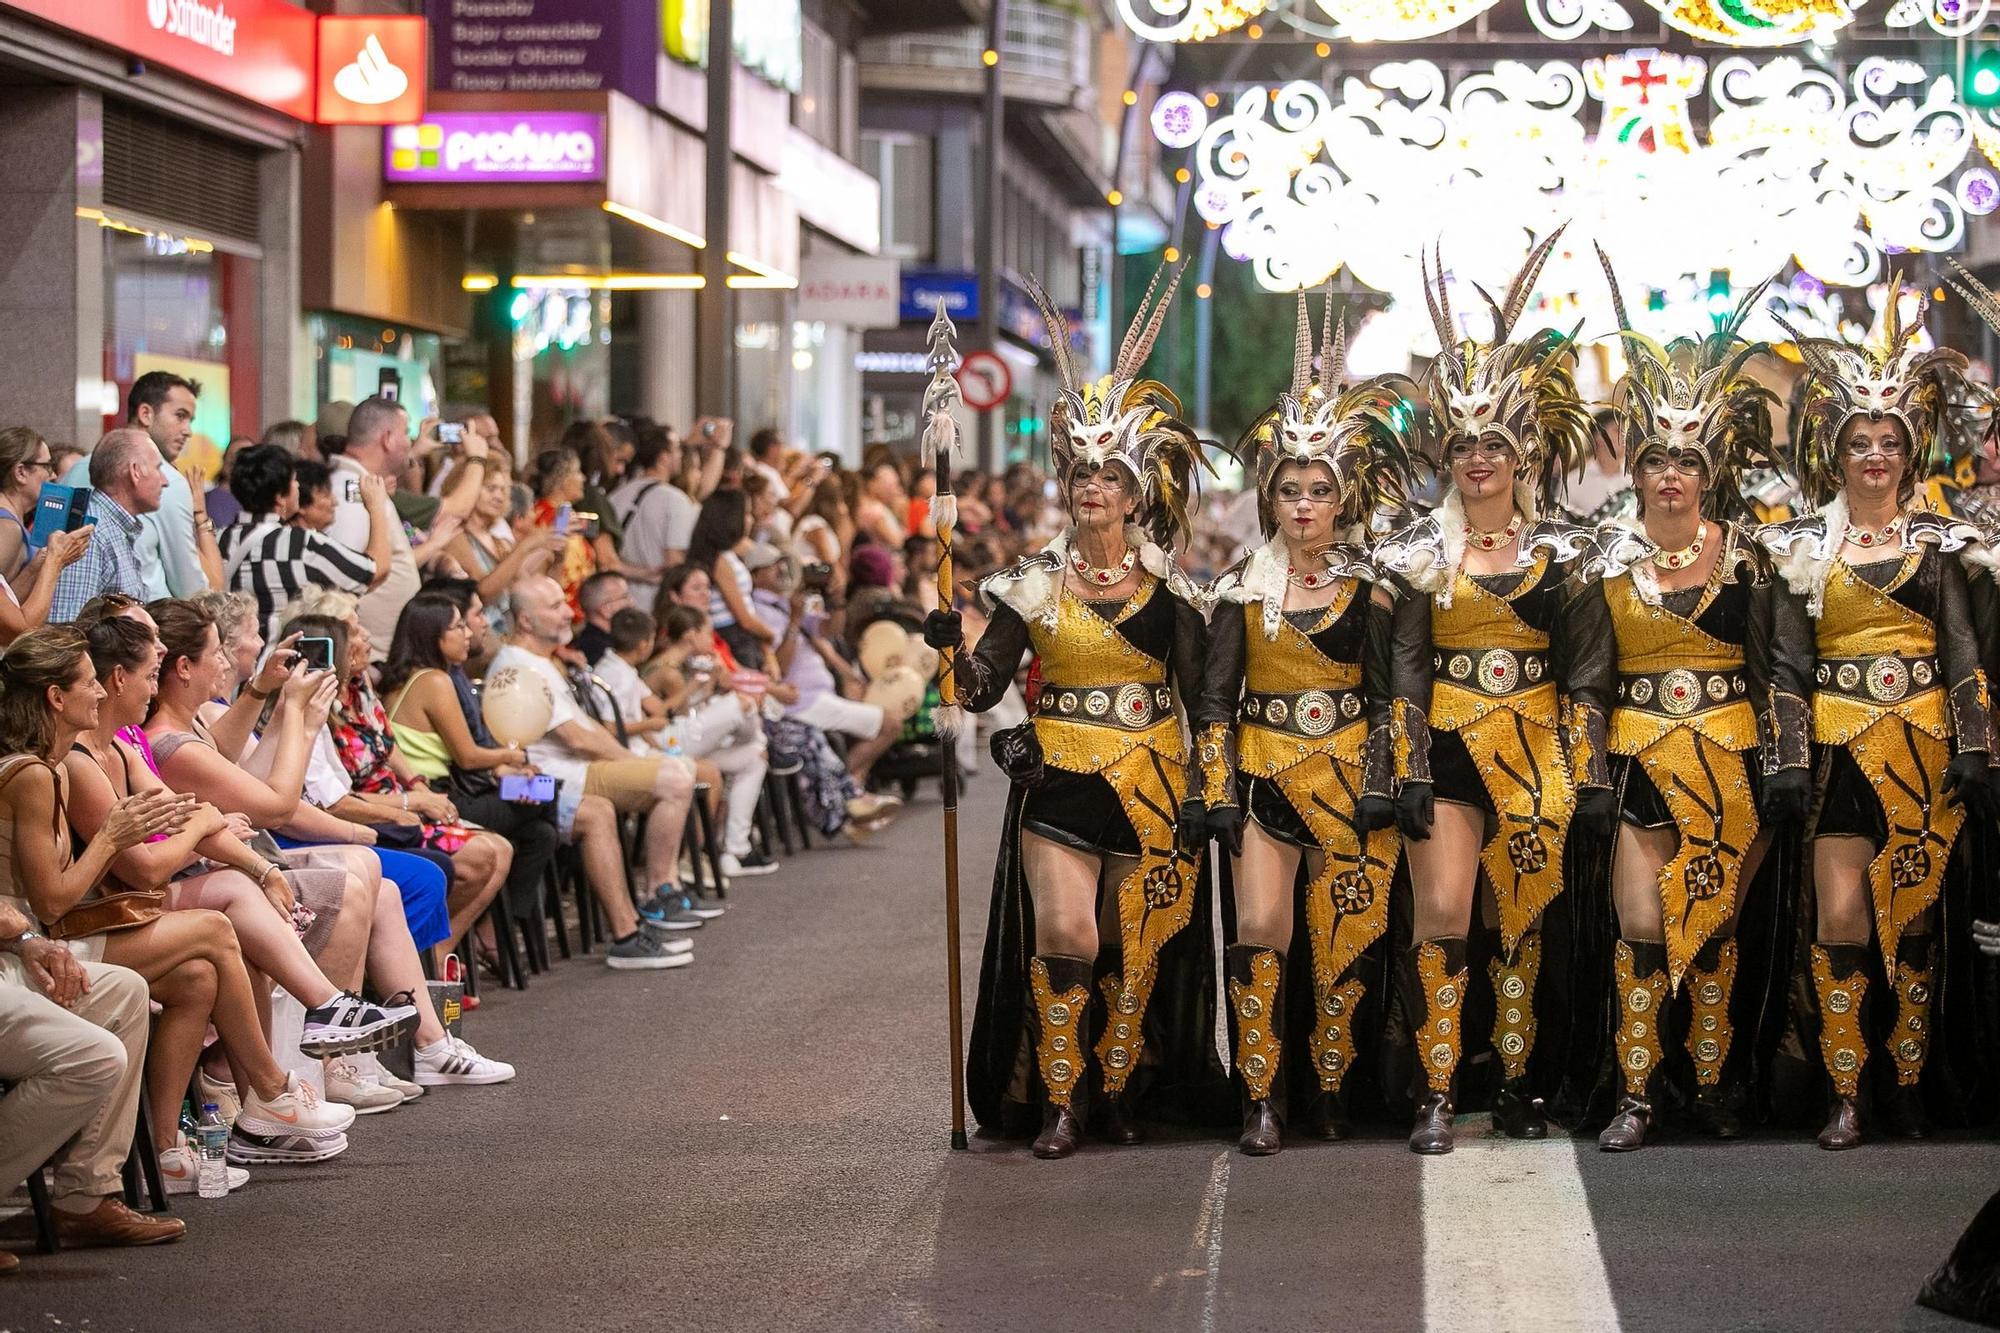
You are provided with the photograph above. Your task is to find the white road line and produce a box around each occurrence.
[1193,1150,1232,1333]
[1422,1119,1622,1333]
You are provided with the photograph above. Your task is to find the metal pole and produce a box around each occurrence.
[976,0,1006,474]
[1193,215,1220,436]
[696,0,734,418]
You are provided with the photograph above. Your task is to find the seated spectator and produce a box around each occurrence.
[204,434,256,529]
[218,443,391,642]
[687,489,772,665]
[791,474,850,601]
[290,458,337,533]
[0,901,182,1257]
[0,426,50,581]
[0,627,358,1167]
[48,428,164,623]
[853,459,907,549]
[575,570,633,665]
[596,607,674,754]
[47,444,83,485]
[559,419,631,578]
[843,543,918,646]
[0,520,93,648]
[492,575,710,961]
[749,553,901,790]
[381,592,561,935]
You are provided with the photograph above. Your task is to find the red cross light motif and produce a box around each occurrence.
[1622,58,1668,105]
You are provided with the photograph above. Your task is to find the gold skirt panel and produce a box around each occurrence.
[1842,714,1964,974]
[1628,727,1761,989]
[1445,694,1576,954]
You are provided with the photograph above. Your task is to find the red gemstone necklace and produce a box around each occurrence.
[1070,546,1136,587]
[1467,513,1523,551]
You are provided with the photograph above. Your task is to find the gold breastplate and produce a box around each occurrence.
[1239,587,1365,770]
[1813,553,1947,744]
[1430,560,1557,730]
[1027,577,1168,688]
[1606,572,1755,752]
[1026,576,1181,772]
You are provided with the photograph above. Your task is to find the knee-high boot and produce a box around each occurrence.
[1881,932,1936,1139]
[1301,962,1368,1140]
[1227,944,1284,1156]
[1686,936,1743,1139]
[1092,966,1152,1146]
[1489,931,1547,1139]
[1404,937,1468,1155]
[1027,956,1092,1159]
[1812,942,1871,1151]
[1599,940,1670,1152]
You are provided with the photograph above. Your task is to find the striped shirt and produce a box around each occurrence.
[217,516,377,640]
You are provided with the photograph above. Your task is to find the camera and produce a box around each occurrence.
[438,422,464,446]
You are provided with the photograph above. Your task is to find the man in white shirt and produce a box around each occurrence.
[63,371,215,599]
[608,427,698,610]
[491,576,721,929]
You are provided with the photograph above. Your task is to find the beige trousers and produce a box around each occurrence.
[0,955,150,1202]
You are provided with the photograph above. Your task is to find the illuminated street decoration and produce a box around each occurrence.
[1186,51,1986,342]
[1117,0,1983,42]
[1150,91,1210,149]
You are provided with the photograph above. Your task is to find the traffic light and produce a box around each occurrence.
[1967,38,2000,108]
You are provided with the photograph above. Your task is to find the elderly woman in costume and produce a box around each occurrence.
[1197,293,1418,1155]
[924,270,1211,1159]
[1568,255,1786,1151]
[1758,281,1994,1150]
[1373,232,1600,1155]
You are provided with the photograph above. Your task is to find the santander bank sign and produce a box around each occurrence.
[146,0,238,56]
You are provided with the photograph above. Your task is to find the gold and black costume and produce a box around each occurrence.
[956,267,1223,1156]
[1760,283,1997,1147]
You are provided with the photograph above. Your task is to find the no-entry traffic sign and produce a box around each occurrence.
[955,350,1013,412]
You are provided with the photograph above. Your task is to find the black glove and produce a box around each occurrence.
[1206,803,1244,857]
[1944,751,1996,821]
[922,608,963,650]
[1575,786,1619,838]
[1354,795,1396,836]
[1759,768,1812,827]
[1395,782,1435,842]
[1973,919,2000,958]
[1176,797,1209,853]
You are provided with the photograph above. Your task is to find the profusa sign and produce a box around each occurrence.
[384,111,605,184]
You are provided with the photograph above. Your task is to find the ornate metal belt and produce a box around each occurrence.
[1241,687,1365,738]
[1434,648,1550,697]
[1034,683,1176,731]
[1616,668,1747,718]
[1815,654,1937,704]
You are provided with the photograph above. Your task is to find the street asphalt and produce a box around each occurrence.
[4,763,1998,1332]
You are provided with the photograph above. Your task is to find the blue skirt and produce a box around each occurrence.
[271,835,453,952]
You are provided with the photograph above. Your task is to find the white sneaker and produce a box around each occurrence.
[236,1072,356,1139]
[323,1058,405,1115]
[198,1070,241,1127]
[719,851,779,879]
[358,1051,423,1101]
[415,1034,517,1086]
[158,1143,249,1195]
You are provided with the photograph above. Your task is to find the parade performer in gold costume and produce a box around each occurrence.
[1197,292,1421,1155]
[930,269,1214,1159]
[1570,256,1785,1150]
[1374,231,1599,1154]
[1759,282,1995,1150]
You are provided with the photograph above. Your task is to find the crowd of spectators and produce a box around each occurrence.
[0,371,1065,1266]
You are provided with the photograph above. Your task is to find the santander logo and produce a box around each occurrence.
[146,0,239,56]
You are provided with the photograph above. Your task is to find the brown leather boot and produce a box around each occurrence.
[1404,937,1467,1155]
[1227,943,1285,1156]
[1092,970,1149,1146]
[1096,1090,1143,1146]
[1298,1087,1354,1141]
[1599,940,1669,1153]
[1812,943,1870,1152]
[1027,955,1092,1160]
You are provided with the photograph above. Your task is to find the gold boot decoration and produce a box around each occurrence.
[1308,971,1366,1094]
[1611,940,1670,1099]
[1811,943,1870,1099]
[1685,937,1739,1088]
[1027,955,1092,1159]
[1488,933,1543,1082]
[1890,934,1936,1089]
[1227,944,1285,1155]
[1413,938,1468,1095]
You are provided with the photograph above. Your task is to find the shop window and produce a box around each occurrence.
[860,131,933,261]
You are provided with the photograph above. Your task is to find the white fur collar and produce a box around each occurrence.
[1241,541,1289,639]
[984,525,1180,627]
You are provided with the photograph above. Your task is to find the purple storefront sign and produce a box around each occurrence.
[385,112,606,183]
[426,0,657,103]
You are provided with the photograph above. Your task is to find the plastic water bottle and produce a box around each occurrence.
[196,1102,229,1199]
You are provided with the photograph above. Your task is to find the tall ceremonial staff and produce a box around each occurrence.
[921,301,971,1151]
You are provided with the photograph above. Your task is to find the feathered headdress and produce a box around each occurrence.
[1773,266,1966,506]
[1027,263,1208,548]
[1597,245,1778,521]
[1238,286,1425,532]
[1420,227,1592,517]
[1940,259,2000,467]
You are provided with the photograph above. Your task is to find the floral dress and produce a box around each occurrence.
[332,681,474,853]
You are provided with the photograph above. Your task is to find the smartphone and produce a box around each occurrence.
[438,422,464,445]
[553,504,572,536]
[29,483,92,545]
[376,367,401,402]
[500,774,556,803]
[296,636,335,671]
[575,510,601,540]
